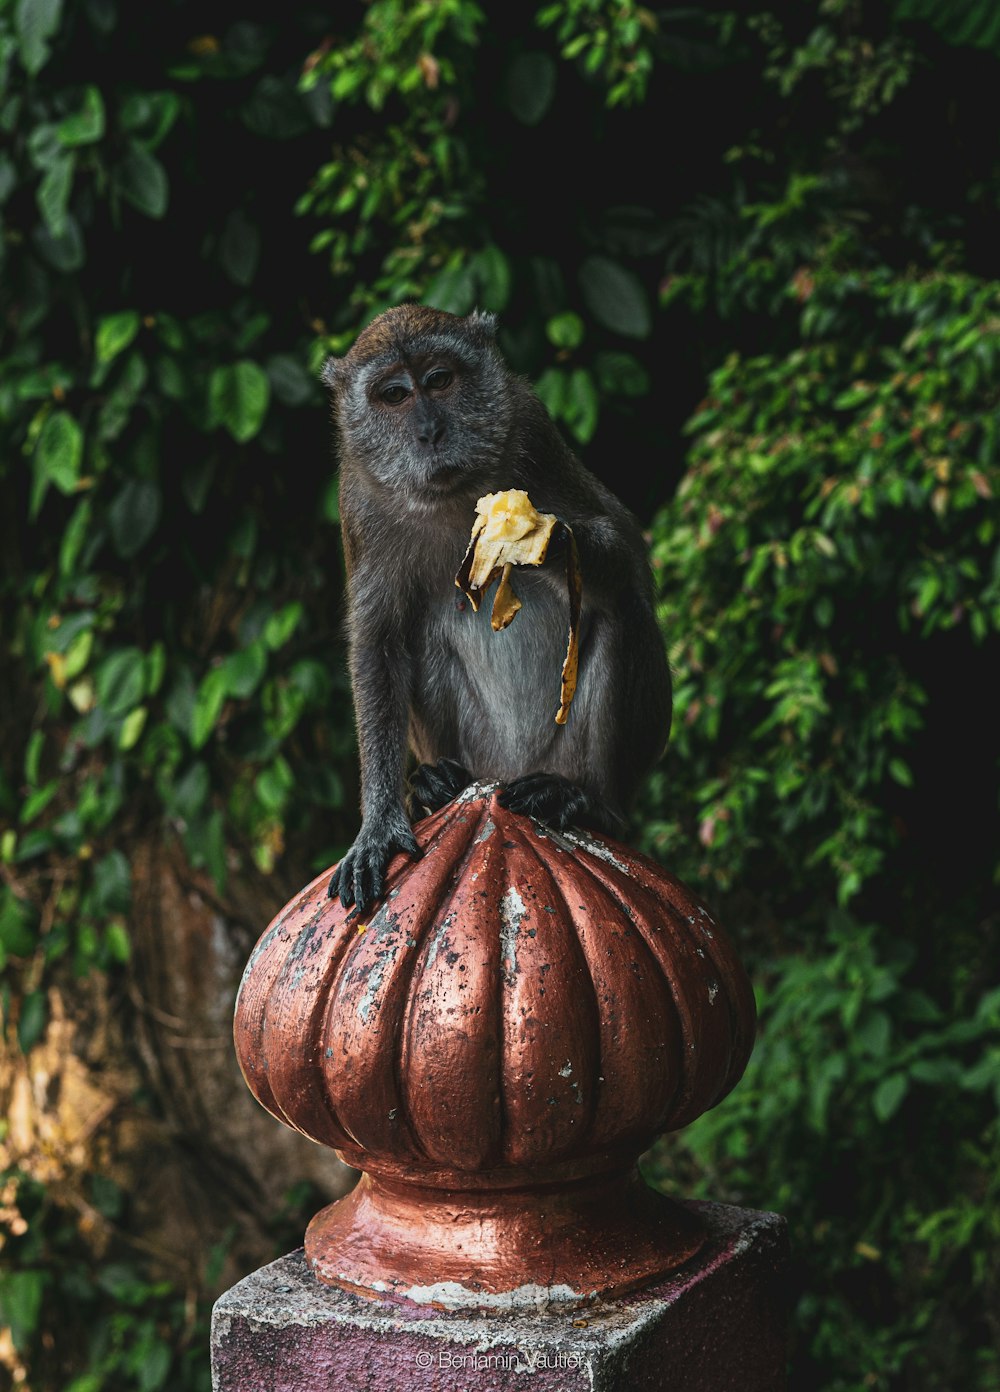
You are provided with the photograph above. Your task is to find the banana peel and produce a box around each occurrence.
[455,489,582,725]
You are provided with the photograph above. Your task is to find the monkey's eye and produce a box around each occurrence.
[425,369,452,391]
[380,384,409,405]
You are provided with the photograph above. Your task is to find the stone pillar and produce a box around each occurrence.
[212,1202,788,1392]
[220,787,787,1387]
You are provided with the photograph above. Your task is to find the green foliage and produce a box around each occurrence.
[638,9,1000,1385]
[0,6,352,1385]
[537,0,659,107]
[295,0,673,454]
[647,920,1000,1391]
[0,1164,227,1392]
[646,269,1000,904]
[893,0,1000,55]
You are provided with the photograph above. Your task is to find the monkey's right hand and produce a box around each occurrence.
[328,813,422,914]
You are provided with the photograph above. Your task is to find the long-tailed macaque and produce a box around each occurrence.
[322,305,670,912]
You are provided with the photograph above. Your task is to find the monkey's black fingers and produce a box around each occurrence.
[409,758,474,815]
[498,772,622,836]
[334,823,423,916]
[327,852,357,907]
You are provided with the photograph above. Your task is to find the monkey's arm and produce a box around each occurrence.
[548,512,649,610]
[498,589,671,829]
[329,566,421,912]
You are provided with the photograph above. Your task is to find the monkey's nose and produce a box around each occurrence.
[418,422,446,448]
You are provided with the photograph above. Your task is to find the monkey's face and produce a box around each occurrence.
[326,309,513,500]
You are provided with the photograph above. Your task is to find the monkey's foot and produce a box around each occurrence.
[409,758,474,817]
[328,816,422,914]
[497,772,624,836]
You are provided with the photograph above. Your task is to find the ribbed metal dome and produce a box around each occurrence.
[235,784,755,1185]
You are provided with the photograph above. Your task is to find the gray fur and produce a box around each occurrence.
[325,305,671,911]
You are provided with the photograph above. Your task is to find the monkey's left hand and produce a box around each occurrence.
[540,520,570,562]
[497,772,623,836]
[328,812,422,914]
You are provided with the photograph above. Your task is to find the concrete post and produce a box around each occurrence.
[212,1202,788,1392]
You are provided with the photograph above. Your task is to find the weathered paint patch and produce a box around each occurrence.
[561,827,631,873]
[401,1278,599,1312]
[424,912,456,972]
[500,886,527,986]
[456,780,501,803]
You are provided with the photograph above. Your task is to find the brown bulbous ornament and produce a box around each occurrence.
[234,786,755,1308]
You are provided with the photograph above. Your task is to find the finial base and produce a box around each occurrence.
[304,1164,705,1308]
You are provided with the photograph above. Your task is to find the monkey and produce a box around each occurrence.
[322,304,671,914]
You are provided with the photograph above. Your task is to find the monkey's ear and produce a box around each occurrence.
[320,357,341,391]
[468,309,499,341]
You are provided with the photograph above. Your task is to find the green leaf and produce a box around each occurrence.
[888,757,914,787]
[16,0,63,75]
[57,85,105,145]
[579,256,651,338]
[95,648,146,717]
[267,354,314,407]
[18,990,47,1053]
[564,367,600,443]
[424,263,477,317]
[43,610,93,656]
[119,91,181,149]
[534,367,568,416]
[222,642,267,699]
[202,809,227,893]
[230,510,257,559]
[0,892,36,957]
[145,643,167,696]
[67,1369,105,1390]
[321,475,340,523]
[264,602,303,651]
[0,1269,45,1351]
[37,152,74,237]
[182,456,217,514]
[911,1056,964,1085]
[856,1010,891,1056]
[24,730,44,784]
[506,51,556,125]
[93,850,131,914]
[546,312,585,350]
[170,763,209,820]
[117,145,169,218]
[595,350,649,397]
[104,919,131,964]
[220,208,260,286]
[139,1338,171,1392]
[35,410,82,494]
[63,628,93,681]
[0,155,17,204]
[209,361,270,442]
[108,479,162,558]
[96,310,140,365]
[872,1073,908,1121]
[59,499,93,576]
[255,758,293,812]
[119,706,147,750]
[191,668,228,749]
[469,245,512,313]
[20,780,58,824]
[34,213,85,273]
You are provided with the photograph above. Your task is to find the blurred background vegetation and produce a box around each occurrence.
[1,0,998,1388]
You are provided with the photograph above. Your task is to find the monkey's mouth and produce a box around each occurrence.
[422,462,470,494]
